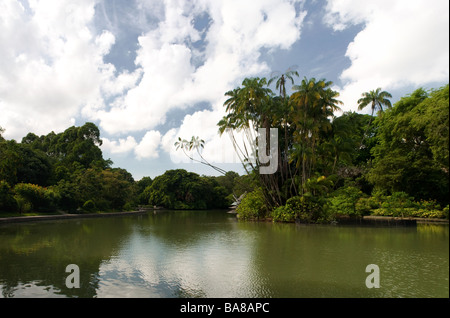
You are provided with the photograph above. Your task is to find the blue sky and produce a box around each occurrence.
[0,0,448,180]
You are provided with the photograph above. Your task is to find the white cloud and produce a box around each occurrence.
[161,108,233,164]
[95,0,306,136]
[101,136,138,154]
[1,0,306,165]
[161,105,258,167]
[0,0,130,139]
[94,0,306,163]
[324,0,449,112]
[134,130,162,160]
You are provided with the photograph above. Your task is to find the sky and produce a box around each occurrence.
[0,0,449,180]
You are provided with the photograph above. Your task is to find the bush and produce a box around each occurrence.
[123,202,136,211]
[370,195,447,219]
[14,195,32,214]
[328,186,365,217]
[271,205,295,222]
[355,196,379,216]
[236,188,266,220]
[82,200,96,212]
[285,195,324,223]
[13,183,56,212]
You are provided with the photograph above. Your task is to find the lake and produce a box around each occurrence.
[0,210,448,298]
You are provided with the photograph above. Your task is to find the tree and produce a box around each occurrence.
[268,67,299,100]
[414,85,449,172]
[218,77,274,174]
[0,140,21,185]
[0,126,5,141]
[175,136,227,175]
[289,77,342,193]
[368,86,449,204]
[136,177,153,205]
[357,88,392,143]
[268,68,299,196]
[15,145,52,186]
[0,180,17,212]
[147,169,227,210]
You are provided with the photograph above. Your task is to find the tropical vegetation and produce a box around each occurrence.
[0,78,448,222]
[180,76,449,222]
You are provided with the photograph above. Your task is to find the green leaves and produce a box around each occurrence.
[174,136,205,151]
[368,85,449,204]
[146,169,229,210]
[357,87,392,114]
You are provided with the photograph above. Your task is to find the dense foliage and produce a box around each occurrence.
[0,123,234,214]
[0,82,448,222]
[143,169,229,210]
[215,78,449,222]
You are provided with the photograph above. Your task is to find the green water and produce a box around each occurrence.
[0,210,448,298]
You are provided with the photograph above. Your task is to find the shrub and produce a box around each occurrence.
[328,186,365,217]
[13,183,55,212]
[371,196,447,219]
[285,195,324,223]
[123,202,136,211]
[236,188,266,220]
[355,196,379,216]
[271,205,295,222]
[82,200,96,212]
[14,195,32,214]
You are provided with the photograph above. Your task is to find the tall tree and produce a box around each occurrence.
[268,67,299,100]
[268,68,299,193]
[368,86,449,203]
[357,88,392,143]
[218,77,274,173]
[289,77,342,193]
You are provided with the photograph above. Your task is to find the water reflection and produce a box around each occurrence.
[94,214,262,298]
[0,211,448,298]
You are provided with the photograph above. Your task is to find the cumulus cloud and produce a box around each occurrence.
[324,0,449,112]
[134,130,162,160]
[102,131,162,160]
[95,0,306,135]
[1,0,306,164]
[0,0,138,139]
[100,0,306,162]
[101,136,138,154]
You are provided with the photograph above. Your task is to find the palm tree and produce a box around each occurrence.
[357,88,392,143]
[268,68,299,186]
[218,77,274,173]
[290,77,342,192]
[174,136,228,175]
[268,66,299,100]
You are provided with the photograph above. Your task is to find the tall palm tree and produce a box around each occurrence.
[218,77,274,173]
[268,67,299,100]
[268,68,299,186]
[357,88,392,143]
[290,77,342,192]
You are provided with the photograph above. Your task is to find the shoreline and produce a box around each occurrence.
[0,209,448,225]
[0,210,151,224]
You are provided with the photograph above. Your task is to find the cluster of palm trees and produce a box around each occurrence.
[216,69,392,208]
[176,68,392,209]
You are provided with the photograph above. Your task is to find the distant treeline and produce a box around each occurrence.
[0,122,247,214]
